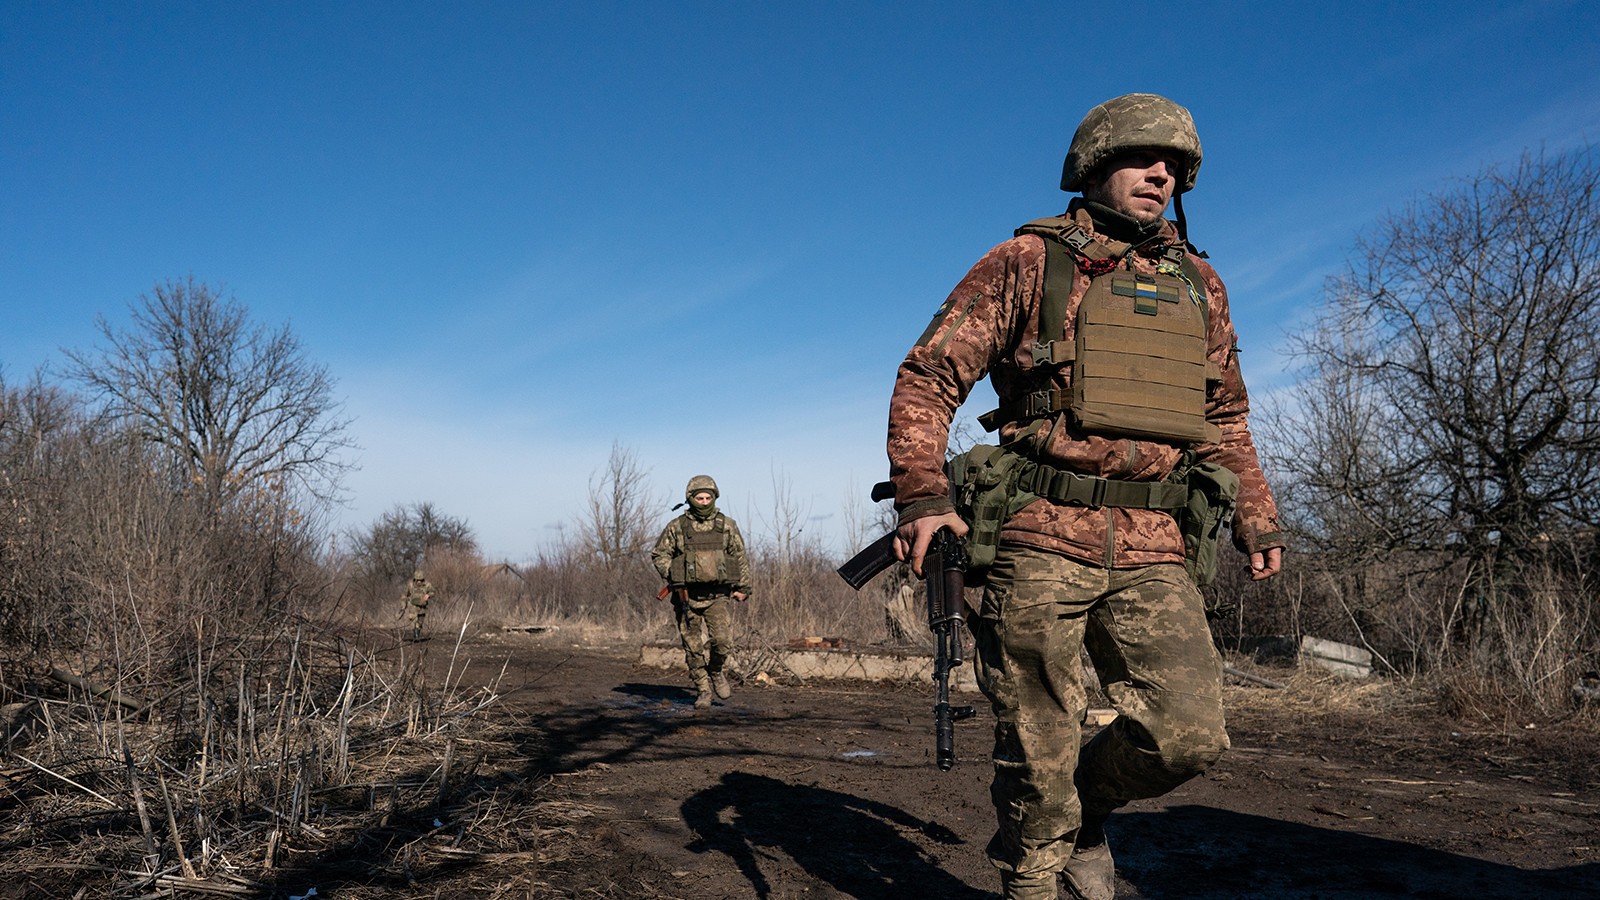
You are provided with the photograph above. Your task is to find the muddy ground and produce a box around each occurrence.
[417,629,1598,899]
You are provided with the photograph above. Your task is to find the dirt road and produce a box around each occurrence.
[433,630,1597,898]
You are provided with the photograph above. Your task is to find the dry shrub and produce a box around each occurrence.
[1,376,562,895]
[1211,533,1600,723]
[1432,555,1599,721]
[0,377,323,692]
[745,541,892,647]
[516,541,664,638]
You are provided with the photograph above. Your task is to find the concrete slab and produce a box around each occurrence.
[637,643,979,692]
[1299,635,1374,679]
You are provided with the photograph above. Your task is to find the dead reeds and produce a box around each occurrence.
[3,616,617,898]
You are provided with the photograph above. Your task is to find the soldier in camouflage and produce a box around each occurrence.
[651,475,753,709]
[401,569,434,642]
[887,94,1286,899]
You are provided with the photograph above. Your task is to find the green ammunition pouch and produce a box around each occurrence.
[668,513,731,585]
[946,445,1039,574]
[947,443,1189,576]
[1168,458,1239,589]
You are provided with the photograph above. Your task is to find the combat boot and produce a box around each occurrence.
[1060,815,1114,900]
[1000,869,1058,900]
[693,675,713,709]
[710,671,732,700]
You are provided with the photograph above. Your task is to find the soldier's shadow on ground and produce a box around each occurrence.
[681,770,988,900]
[613,681,695,703]
[1116,804,1597,898]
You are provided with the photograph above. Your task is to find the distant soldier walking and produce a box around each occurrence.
[652,475,753,709]
[401,569,434,641]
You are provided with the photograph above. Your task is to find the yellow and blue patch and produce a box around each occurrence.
[1112,274,1181,315]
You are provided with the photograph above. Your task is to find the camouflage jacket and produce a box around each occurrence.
[651,511,753,593]
[888,203,1285,568]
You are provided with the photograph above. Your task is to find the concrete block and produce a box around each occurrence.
[637,643,979,692]
[1299,635,1373,678]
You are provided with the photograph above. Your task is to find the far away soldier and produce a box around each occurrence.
[401,569,434,641]
[651,475,753,709]
[886,94,1285,898]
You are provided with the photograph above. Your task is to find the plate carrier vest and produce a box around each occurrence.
[669,513,732,585]
[978,216,1222,446]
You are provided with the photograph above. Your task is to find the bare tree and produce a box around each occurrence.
[1269,147,1600,572]
[350,501,478,582]
[580,441,661,564]
[66,277,354,512]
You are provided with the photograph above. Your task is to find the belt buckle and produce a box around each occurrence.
[1087,476,1107,508]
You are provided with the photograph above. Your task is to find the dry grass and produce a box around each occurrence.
[1220,654,1431,720]
[0,621,620,899]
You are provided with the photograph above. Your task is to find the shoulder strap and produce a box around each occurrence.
[976,218,1096,433]
[1012,216,1130,368]
[1037,236,1076,366]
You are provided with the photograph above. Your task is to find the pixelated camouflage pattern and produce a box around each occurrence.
[1062,93,1202,193]
[673,595,734,684]
[651,511,753,593]
[970,545,1228,879]
[685,474,720,499]
[887,202,1285,566]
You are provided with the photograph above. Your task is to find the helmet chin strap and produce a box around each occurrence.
[1172,192,1208,258]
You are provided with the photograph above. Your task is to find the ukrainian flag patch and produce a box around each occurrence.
[1112,274,1179,315]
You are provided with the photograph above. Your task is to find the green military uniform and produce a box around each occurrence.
[651,475,753,708]
[402,570,434,641]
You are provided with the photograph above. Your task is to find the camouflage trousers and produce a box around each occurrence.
[970,544,1229,880]
[406,601,427,629]
[673,593,734,686]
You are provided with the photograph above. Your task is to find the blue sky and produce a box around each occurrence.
[5,1,1599,561]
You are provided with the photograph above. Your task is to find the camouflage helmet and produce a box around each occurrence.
[1061,93,1202,194]
[412,570,425,580]
[685,474,719,500]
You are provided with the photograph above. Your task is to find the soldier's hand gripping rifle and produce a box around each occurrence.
[924,527,977,771]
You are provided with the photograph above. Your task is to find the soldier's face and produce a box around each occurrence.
[690,491,715,508]
[1084,150,1180,225]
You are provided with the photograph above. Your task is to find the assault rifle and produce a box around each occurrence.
[836,481,976,770]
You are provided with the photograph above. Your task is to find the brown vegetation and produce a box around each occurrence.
[6,149,1600,893]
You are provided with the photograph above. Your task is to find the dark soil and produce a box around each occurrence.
[424,630,1599,899]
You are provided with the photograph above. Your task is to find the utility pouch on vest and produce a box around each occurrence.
[1073,269,1221,445]
[1170,460,1239,589]
[946,444,1039,576]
